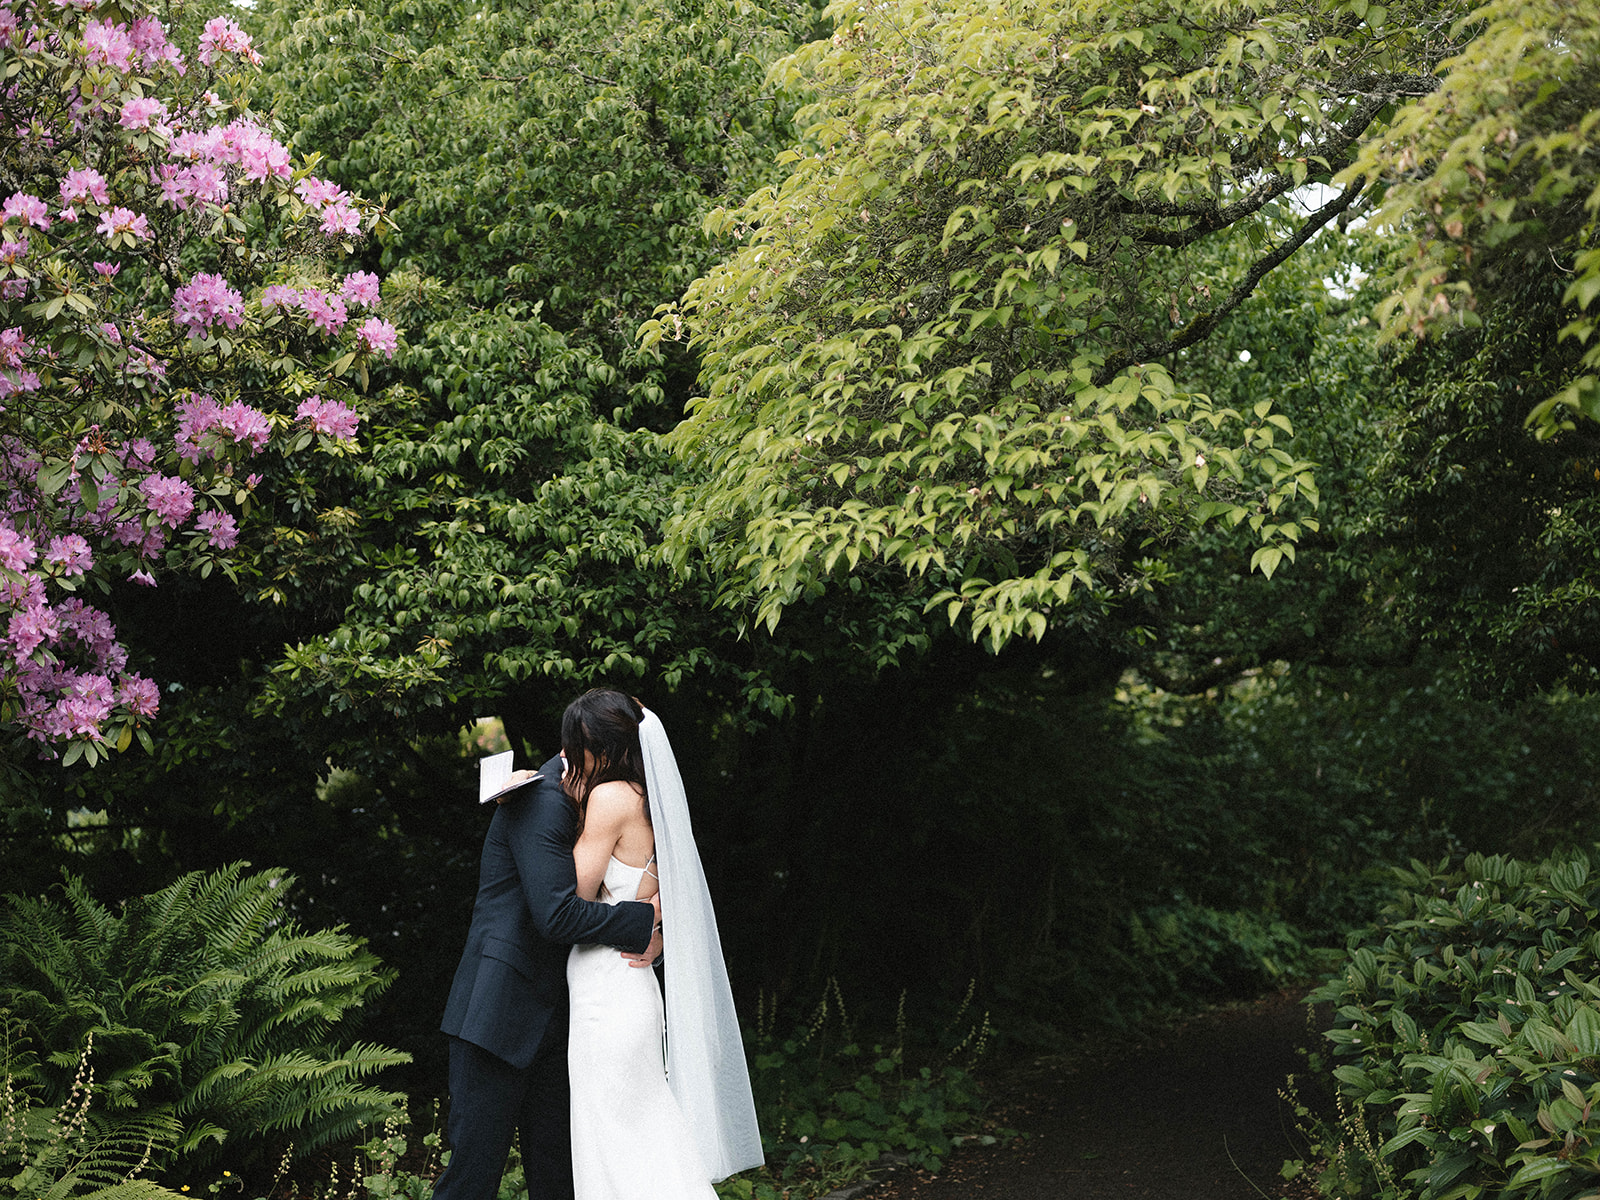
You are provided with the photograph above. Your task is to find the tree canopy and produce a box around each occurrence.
[651,0,1470,650]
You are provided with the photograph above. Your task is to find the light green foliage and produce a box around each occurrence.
[654,0,1469,648]
[1346,0,1600,436]
[0,866,409,1176]
[1311,852,1600,1199]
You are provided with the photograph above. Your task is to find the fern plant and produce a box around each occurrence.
[1,1014,187,1200]
[0,864,410,1177]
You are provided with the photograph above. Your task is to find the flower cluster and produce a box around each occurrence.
[296,395,360,440]
[0,0,392,756]
[196,16,259,67]
[174,393,272,461]
[171,272,245,339]
[356,318,399,359]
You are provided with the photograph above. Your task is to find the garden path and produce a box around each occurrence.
[870,988,1332,1200]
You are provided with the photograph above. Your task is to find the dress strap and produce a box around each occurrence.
[644,852,659,881]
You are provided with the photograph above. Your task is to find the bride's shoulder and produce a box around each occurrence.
[587,778,645,816]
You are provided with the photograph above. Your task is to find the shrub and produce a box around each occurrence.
[741,981,1003,1195]
[0,864,409,1178]
[1308,851,1600,1199]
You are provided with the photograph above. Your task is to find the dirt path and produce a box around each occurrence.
[873,989,1332,1200]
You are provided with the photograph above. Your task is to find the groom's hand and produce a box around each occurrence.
[624,924,663,968]
[622,893,663,967]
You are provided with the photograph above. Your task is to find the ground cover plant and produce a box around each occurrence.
[0,1012,187,1200]
[1307,851,1600,1198]
[191,982,1001,1200]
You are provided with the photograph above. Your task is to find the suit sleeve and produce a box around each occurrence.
[508,777,655,954]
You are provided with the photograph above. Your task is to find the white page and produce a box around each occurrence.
[477,751,542,804]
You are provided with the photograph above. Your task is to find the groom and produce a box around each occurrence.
[433,755,661,1200]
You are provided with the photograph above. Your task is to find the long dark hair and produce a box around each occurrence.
[560,688,648,835]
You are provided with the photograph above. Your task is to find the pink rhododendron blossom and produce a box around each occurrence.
[320,199,360,236]
[355,317,398,359]
[61,169,109,206]
[116,673,159,716]
[157,162,229,210]
[295,176,343,208]
[173,392,220,460]
[185,163,228,204]
[44,534,92,575]
[139,473,194,526]
[235,127,290,182]
[0,238,29,266]
[296,395,360,440]
[92,260,119,276]
[0,522,37,570]
[260,284,299,311]
[171,272,244,339]
[110,520,145,547]
[197,16,259,66]
[217,401,269,452]
[127,567,155,586]
[83,19,134,71]
[340,271,381,308]
[57,672,114,736]
[56,206,77,223]
[297,288,347,335]
[174,393,269,460]
[0,366,41,400]
[128,16,181,71]
[121,438,155,468]
[96,206,148,241]
[0,328,32,368]
[0,280,29,300]
[98,322,120,345]
[8,601,58,658]
[118,96,166,129]
[2,192,49,229]
[0,572,44,611]
[196,509,237,548]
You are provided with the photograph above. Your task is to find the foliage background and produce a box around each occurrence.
[5,0,1600,1193]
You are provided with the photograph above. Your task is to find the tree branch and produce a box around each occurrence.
[1092,180,1365,386]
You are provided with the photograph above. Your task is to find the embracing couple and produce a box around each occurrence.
[432,689,763,1200]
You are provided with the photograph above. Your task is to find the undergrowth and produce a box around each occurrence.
[213,982,1006,1200]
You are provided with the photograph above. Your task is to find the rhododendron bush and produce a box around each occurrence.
[0,0,398,763]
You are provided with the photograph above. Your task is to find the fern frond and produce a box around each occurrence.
[2,866,410,1177]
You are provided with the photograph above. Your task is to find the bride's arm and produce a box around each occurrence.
[571,780,636,900]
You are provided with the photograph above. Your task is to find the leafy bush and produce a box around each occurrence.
[1308,851,1600,1199]
[738,982,1003,1195]
[0,864,409,1178]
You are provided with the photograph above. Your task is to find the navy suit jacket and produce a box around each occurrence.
[440,756,655,1069]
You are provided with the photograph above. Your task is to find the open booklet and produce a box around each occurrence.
[478,750,543,804]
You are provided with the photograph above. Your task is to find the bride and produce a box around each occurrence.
[558,688,764,1196]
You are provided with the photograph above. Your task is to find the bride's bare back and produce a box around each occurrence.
[572,779,658,903]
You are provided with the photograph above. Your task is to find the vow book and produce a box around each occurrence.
[478,751,541,804]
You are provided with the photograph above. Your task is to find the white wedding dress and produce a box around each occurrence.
[567,855,716,1200]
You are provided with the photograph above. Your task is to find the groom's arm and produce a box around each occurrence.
[506,775,654,953]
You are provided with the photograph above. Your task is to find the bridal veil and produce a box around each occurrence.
[637,708,764,1181]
